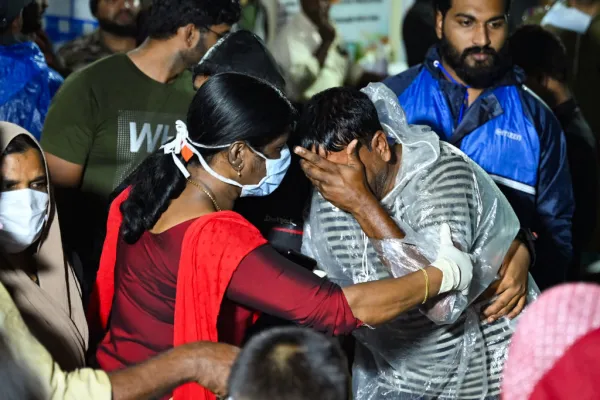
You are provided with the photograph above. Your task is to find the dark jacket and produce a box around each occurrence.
[384,47,574,290]
[553,99,599,265]
[543,16,600,151]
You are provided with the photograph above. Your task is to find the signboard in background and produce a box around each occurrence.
[44,0,98,48]
[277,0,397,72]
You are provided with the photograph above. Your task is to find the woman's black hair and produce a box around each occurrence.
[119,72,295,244]
[193,30,286,90]
[2,134,39,156]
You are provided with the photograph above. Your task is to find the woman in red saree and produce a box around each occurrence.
[89,72,475,400]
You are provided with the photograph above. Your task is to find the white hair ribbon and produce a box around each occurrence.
[160,120,199,178]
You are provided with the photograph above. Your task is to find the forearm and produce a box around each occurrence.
[109,345,197,400]
[227,246,361,335]
[314,38,334,67]
[342,266,442,326]
[352,195,405,239]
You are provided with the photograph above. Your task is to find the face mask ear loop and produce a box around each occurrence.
[161,121,244,187]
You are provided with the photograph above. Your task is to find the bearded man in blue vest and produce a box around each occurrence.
[385,0,574,292]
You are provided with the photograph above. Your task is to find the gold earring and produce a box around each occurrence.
[237,168,242,177]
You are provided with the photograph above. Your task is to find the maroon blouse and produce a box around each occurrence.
[96,219,360,374]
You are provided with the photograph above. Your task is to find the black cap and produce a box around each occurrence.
[0,0,34,30]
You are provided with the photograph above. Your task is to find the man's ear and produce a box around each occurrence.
[371,130,392,162]
[435,10,444,40]
[179,23,198,49]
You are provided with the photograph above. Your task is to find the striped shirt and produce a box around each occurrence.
[306,144,518,399]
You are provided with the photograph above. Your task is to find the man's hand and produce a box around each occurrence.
[191,342,240,397]
[109,341,240,400]
[481,239,530,323]
[295,140,375,214]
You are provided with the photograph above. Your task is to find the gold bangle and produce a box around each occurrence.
[420,268,429,304]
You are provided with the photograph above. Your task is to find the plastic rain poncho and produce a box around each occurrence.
[0,41,63,140]
[302,83,539,400]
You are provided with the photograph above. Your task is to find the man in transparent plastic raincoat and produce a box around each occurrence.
[294,83,539,400]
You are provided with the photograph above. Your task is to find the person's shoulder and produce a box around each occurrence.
[383,64,424,97]
[58,33,91,52]
[516,84,561,133]
[52,54,126,101]
[432,144,475,175]
[189,211,261,232]
[58,32,101,59]
[65,54,127,81]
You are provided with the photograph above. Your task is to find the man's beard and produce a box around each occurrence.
[182,35,208,68]
[438,33,511,89]
[98,11,138,38]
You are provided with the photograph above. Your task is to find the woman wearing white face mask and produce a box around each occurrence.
[0,122,88,370]
[89,72,475,400]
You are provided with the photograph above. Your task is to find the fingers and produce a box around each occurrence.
[294,146,333,171]
[507,296,527,320]
[485,294,521,323]
[439,223,453,246]
[482,282,510,317]
[300,159,330,184]
[481,286,512,319]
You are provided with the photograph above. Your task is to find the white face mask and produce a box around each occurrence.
[542,1,593,34]
[0,189,48,254]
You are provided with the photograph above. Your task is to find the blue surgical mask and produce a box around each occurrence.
[197,145,291,197]
[161,120,290,197]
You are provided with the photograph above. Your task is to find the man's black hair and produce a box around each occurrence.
[228,327,349,400]
[509,24,568,83]
[145,0,240,40]
[297,87,383,153]
[433,0,511,17]
[193,30,285,90]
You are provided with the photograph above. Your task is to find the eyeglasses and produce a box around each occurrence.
[203,27,229,39]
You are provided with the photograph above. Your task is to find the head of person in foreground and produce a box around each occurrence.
[227,327,349,400]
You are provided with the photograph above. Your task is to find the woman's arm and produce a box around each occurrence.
[342,266,442,326]
[226,246,443,333]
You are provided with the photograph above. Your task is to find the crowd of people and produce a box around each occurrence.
[0,0,599,399]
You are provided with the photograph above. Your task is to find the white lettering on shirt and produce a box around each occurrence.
[129,122,170,153]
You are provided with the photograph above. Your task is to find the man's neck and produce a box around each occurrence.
[127,38,187,84]
[440,59,485,105]
[377,144,403,200]
[100,29,137,53]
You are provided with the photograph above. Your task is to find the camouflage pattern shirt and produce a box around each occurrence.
[58,30,113,75]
